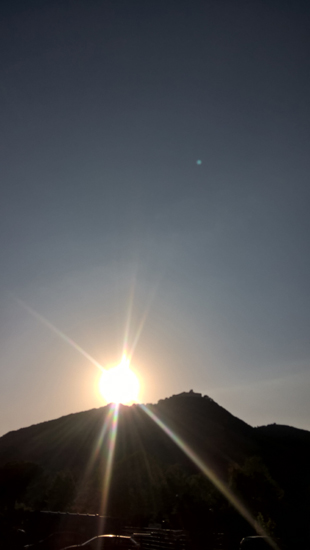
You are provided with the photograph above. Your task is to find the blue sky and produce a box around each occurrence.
[0,0,310,435]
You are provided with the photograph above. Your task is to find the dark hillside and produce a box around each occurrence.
[153,392,259,474]
[254,424,310,489]
[0,408,111,472]
[255,423,310,446]
[1,395,310,487]
[253,424,310,543]
[0,393,260,478]
[1,394,310,546]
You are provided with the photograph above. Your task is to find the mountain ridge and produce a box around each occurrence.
[0,391,309,477]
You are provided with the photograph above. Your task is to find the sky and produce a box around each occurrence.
[1,0,310,436]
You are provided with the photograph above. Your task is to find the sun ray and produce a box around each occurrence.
[99,403,119,519]
[78,410,112,492]
[140,404,279,550]
[123,276,136,356]
[125,281,160,360]
[13,297,104,371]
[129,405,162,513]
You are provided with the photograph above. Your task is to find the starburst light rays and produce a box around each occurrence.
[121,275,161,363]
[99,403,119,518]
[13,297,104,371]
[122,277,136,360]
[140,405,279,549]
[78,411,112,494]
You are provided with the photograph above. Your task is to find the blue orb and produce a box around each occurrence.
[196,159,202,165]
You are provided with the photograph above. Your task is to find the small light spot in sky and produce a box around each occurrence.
[196,159,202,165]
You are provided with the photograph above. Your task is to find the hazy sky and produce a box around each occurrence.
[1,0,310,436]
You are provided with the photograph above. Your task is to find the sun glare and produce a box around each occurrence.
[99,355,140,405]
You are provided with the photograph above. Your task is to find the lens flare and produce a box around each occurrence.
[13,295,278,549]
[13,297,104,371]
[99,403,119,518]
[140,404,279,550]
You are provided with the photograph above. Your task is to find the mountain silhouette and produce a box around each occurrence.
[0,392,260,476]
[1,391,309,484]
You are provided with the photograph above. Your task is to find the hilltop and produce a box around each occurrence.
[1,391,310,479]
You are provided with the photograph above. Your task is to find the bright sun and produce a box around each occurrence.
[99,355,140,405]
